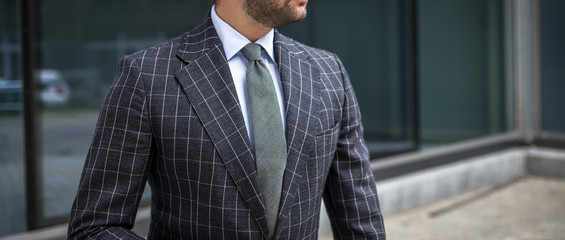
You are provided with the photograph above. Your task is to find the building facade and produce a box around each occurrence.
[0,0,564,237]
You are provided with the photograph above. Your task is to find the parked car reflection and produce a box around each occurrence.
[0,79,21,111]
[39,70,70,107]
[0,69,70,111]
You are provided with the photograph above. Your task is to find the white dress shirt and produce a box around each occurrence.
[210,5,286,146]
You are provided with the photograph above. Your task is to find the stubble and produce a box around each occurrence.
[243,0,307,28]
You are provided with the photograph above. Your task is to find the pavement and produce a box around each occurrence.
[382,176,565,240]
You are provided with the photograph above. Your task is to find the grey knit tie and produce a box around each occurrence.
[241,43,286,237]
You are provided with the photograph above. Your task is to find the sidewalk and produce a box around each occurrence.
[384,176,565,240]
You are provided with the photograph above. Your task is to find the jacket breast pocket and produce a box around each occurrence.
[312,121,340,161]
[315,120,340,138]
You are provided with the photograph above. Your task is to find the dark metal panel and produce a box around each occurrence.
[21,0,44,230]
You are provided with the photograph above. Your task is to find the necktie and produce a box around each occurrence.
[241,43,287,237]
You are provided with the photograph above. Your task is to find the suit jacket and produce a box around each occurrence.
[69,13,385,240]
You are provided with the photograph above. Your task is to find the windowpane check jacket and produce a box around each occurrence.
[68,13,386,240]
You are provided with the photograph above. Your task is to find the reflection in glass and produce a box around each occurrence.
[540,0,565,133]
[0,0,27,237]
[38,1,211,219]
[280,0,417,158]
[418,0,506,146]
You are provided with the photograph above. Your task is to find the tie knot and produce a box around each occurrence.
[241,43,263,61]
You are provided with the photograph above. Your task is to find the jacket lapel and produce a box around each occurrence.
[174,15,270,237]
[273,31,321,236]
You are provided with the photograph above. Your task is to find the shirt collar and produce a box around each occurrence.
[211,5,276,63]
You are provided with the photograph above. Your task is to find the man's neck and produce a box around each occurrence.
[214,1,271,42]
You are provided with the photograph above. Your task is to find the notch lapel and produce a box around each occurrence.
[174,15,270,238]
[273,32,321,236]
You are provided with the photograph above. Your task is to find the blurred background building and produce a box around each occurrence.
[0,0,564,238]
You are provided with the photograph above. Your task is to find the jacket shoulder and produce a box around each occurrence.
[274,31,339,63]
[124,33,186,61]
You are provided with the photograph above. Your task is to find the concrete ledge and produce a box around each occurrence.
[376,148,527,216]
[0,224,67,240]
[527,147,565,178]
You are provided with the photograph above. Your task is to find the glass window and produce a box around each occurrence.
[417,0,506,146]
[280,0,417,158]
[540,0,565,133]
[17,0,513,231]
[0,0,27,237]
[37,0,211,221]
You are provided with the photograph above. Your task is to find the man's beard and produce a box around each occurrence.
[243,0,307,28]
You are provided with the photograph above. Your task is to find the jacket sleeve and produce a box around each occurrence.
[323,55,386,239]
[68,54,154,240]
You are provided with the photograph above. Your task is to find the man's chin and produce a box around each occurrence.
[276,14,306,27]
[290,7,307,23]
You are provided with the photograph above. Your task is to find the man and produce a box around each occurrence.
[68,0,386,239]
